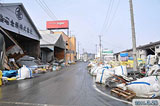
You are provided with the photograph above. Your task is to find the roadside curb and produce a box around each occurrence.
[93,83,132,105]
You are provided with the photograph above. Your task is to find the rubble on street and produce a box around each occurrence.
[87,57,160,100]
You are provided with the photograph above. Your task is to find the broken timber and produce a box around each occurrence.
[111,87,136,100]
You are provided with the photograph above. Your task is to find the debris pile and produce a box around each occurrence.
[0,38,64,85]
[87,59,160,100]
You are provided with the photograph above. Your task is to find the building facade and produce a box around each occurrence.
[39,30,65,63]
[0,3,41,58]
[50,31,77,64]
[114,41,160,62]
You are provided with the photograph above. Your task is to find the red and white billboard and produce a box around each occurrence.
[46,20,69,29]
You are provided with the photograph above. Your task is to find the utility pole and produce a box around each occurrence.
[99,35,102,61]
[82,48,84,61]
[83,48,84,54]
[129,0,138,71]
[70,31,71,37]
[78,42,79,60]
[95,44,97,58]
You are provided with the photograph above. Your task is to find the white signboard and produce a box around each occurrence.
[0,5,40,41]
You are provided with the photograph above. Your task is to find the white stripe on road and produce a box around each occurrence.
[93,84,132,104]
[0,101,70,106]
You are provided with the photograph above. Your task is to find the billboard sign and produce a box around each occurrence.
[46,20,69,29]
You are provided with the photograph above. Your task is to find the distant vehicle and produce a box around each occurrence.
[84,60,88,62]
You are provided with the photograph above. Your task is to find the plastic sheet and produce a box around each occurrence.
[2,70,17,78]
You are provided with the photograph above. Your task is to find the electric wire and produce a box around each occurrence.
[36,0,57,20]
[100,0,112,36]
[102,0,115,36]
[104,0,120,34]
[41,0,57,19]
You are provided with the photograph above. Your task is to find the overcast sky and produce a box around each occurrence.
[1,0,160,54]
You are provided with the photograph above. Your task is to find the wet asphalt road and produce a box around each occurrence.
[0,62,131,106]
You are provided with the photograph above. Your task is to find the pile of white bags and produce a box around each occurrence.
[114,65,127,76]
[147,55,156,66]
[90,66,98,75]
[125,76,160,98]
[91,66,103,76]
[147,65,160,76]
[96,67,114,84]
[95,65,127,84]
[17,65,32,80]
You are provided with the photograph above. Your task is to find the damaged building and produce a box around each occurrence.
[39,30,65,64]
[54,31,77,64]
[0,3,41,70]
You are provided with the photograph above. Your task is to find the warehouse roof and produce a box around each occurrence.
[0,3,41,40]
[40,33,65,49]
[115,40,160,55]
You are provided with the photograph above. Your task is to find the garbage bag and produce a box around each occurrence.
[17,65,32,80]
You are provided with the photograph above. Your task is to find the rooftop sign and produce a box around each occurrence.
[46,20,69,29]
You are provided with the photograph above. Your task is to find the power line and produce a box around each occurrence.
[38,0,57,19]
[36,0,57,20]
[102,0,115,35]
[41,0,57,19]
[100,0,112,35]
[104,0,120,34]
[36,0,53,19]
[1,0,57,20]
[101,40,125,50]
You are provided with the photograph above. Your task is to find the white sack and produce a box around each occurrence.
[147,55,156,66]
[147,65,160,76]
[91,66,103,76]
[126,76,160,98]
[17,65,32,80]
[90,66,98,75]
[96,68,114,84]
[114,65,127,76]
